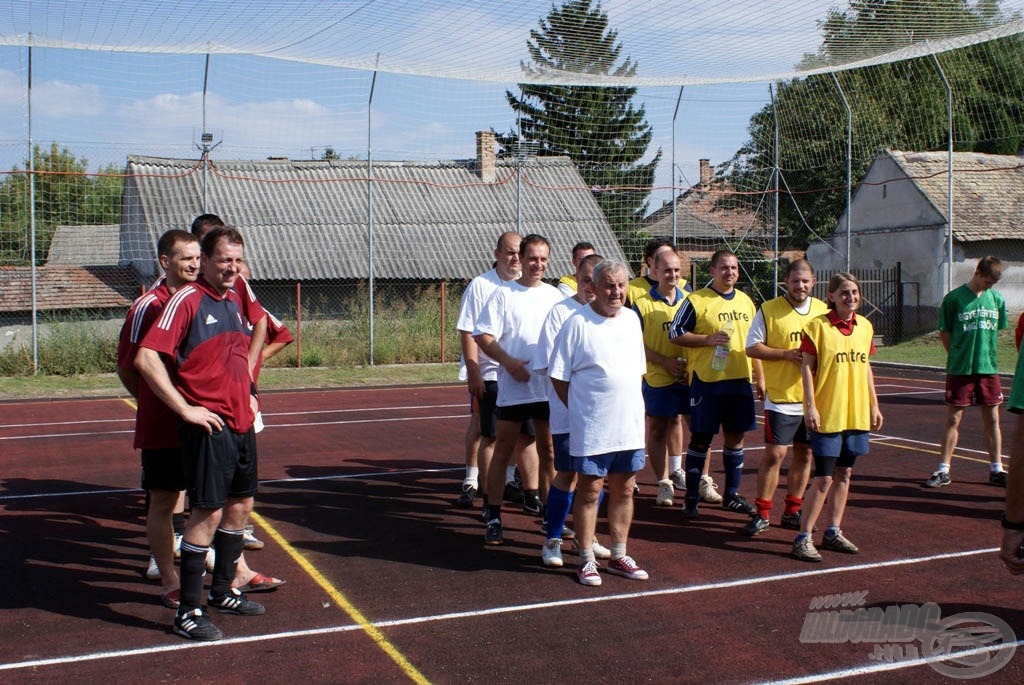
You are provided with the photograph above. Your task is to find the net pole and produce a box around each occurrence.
[367,59,379,366]
[932,53,954,294]
[771,83,780,294]
[832,73,852,273]
[671,86,684,245]
[28,46,39,373]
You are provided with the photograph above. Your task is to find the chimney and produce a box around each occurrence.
[699,158,712,188]
[476,130,496,183]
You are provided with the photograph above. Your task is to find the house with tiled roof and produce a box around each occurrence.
[1,224,138,326]
[806,149,1024,329]
[642,159,792,280]
[120,132,627,287]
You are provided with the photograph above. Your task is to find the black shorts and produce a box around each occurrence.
[763,411,809,446]
[179,422,258,509]
[478,380,499,438]
[496,401,550,423]
[141,447,187,492]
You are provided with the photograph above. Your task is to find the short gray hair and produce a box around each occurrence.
[592,259,628,284]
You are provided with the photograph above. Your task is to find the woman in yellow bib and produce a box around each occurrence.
[792,273,883,562]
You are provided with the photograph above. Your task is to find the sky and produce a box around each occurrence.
[0,0,829,210]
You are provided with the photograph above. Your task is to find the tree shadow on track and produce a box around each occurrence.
[850,473,1003,522]
[0,479,175,631]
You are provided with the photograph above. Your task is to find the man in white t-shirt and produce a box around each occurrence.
[549,260,649,587]
[474,234,564,545]
[533,253,612,568]
[455,232,521,509]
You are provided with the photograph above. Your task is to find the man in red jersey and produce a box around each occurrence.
[137,226,266,641]
[117,229,199,609]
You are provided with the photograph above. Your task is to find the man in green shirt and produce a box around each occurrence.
[925,256,1008,488]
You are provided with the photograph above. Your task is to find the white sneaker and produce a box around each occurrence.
[205,548,216,572]
[173,533,183,560]
[700,475,723,503]
[541,538,564,568]
[571,537,613,560]
[656,479,674,506]
[243,524,264,551]
[146,555,161,581]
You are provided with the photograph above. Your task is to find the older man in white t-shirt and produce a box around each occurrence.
[454,231,521,509]
[474,234,564,546]
[549,260,648,587]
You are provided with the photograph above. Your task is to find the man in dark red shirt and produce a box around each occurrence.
[137,226,266,641]
[117,229,199,608]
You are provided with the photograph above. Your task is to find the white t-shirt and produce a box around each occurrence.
[548,304,646,456]
[532,296,585,435]
[456,268,510,382]
[474,280,563,406]
[745,299,814,416]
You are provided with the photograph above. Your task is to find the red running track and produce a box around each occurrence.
[0,371,1021,683]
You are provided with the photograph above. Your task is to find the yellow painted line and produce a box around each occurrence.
[122,398,138,411]
[871,438,991,465]
[248,510,430,685]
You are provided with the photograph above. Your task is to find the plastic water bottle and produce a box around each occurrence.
[711,319,734,371]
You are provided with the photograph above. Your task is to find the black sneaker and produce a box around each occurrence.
[924,471,951,488]
[174,608,223,641]
[208,588,266,616]
[503,482,524,503]
[990,471,1008,486]
[740,516,770,536]
[522,493,544,516]
[484,518,504,545]
[456,484,477,508]
[779,511,802,530]
[682,498,699,519]
[722,493,756,517]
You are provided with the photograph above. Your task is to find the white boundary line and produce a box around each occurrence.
[0,466,463,502]
[0,547,1000,674]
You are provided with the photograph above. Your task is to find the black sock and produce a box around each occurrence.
[210,528,245,598]
[483,503,502,521]
[178,542,208,612]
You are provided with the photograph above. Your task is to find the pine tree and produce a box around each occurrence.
[498,0,661,237]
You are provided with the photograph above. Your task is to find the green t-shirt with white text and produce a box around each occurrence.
[937,284,1006,375]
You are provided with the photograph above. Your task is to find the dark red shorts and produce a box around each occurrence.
[945,374,1003,407]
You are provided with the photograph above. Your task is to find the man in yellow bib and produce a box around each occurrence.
[742,259,828,535]
[669,249,760,519]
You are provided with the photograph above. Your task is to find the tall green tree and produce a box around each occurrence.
[723,0,1024,246]
[497,0,661,237]
[0,143,122,264]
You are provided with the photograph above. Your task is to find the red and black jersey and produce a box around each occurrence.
[117,285,181,449]
[140,276,254,433]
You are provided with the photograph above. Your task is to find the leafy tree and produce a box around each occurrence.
[0,143,122,264]
[723,0,1024,246]
[497,0,661,238]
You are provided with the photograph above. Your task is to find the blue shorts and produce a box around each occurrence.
[552,432,572,472]
[642,381,691,418]
[809,430,870,477]
[573,449,645,478]
[689,375,757,434]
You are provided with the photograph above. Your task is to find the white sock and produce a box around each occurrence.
[669,455,682,473]
[505,465,516,483]
[936,463,950,473]
[990,462,1005,473]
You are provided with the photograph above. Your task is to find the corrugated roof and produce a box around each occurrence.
[642,186,769,242]
[0,266,139,313]
[47,225,121,265]
[887,150,1024,243]
[122,155,627,281]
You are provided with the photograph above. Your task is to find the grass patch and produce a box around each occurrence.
[872,327,1018,374]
